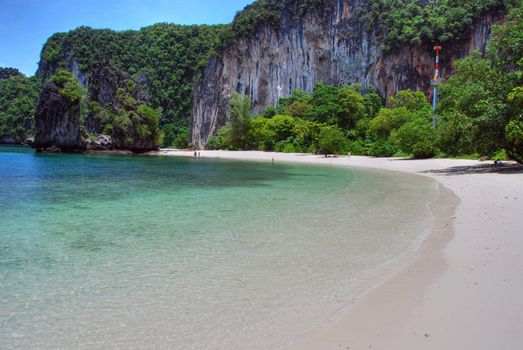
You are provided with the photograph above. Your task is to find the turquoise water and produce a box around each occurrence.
[0,146,439,349]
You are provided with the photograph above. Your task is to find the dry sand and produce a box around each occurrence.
[160,150,523,350]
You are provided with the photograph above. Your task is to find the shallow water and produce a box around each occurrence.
[0,146,439,349]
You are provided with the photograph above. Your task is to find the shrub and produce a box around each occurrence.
[317,125,345,155]
[367,107,417,139]
[52,69,84,103]
[173,128,189,149]
[392,117,437,158]
[491,149,509,161]
[505,119,523,163]
[367,139,397,157]
[206,123,233,150]
[346,140,366,155]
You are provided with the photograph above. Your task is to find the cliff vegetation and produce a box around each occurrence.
[39,24,229,147]
[229,0,511,50]
[209,2,523,162]
[0,71,40,143]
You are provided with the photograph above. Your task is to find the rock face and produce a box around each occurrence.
[33,63,158,153]
[88,63,151,110]
[86,63,157,152]
[33,80,83,152]
[191,0,502,148]
[0,135,17,144]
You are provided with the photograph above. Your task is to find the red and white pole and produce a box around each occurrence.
[432,44,442,128]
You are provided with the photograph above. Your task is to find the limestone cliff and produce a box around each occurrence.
[191,0,502,148]
[33,79,83,152]
[33,64,159,153]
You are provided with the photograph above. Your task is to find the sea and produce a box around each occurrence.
[0,145,440,349]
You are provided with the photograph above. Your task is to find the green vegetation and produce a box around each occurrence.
[0,72,40,142]
[40,24,230,146]
[230,0,330,37]
[48,69,163,149]
[229,0,512,52]
[0,67,22,80]
[52,69,84,103]
[209,2,522,162]
[360,0,511,51]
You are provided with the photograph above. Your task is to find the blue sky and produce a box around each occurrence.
[0,0,253,76]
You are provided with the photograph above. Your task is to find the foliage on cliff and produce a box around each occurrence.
[230,0,330,37]
[0,67,23,81]
[91,79,163,150]
[209,1,522,161]
[230,0,511,51]
[35,69,162,151]
[0,73,40,142]
[52,69,85,104]
[39,24,229,145]
[360,0,512,51]
[435,2,522,162]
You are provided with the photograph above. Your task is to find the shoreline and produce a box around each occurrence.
[160,150,523,350]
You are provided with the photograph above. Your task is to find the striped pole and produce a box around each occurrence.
[432,45,442,128]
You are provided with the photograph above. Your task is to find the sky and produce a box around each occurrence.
[0,0,253,76]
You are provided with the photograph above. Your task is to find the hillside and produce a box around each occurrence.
[192,0,508,146]
[0,69,40,143]
[36,24,229,149]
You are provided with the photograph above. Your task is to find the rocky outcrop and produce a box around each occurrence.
[86,63,158,152]
[33,63,158,153]
[33,80,83,152]
[37,49,89,88]
[0,136,17,144]
[191,0,502,148]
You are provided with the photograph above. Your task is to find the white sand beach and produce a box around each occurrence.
[161,150,523,350]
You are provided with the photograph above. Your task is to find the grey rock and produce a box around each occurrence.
[33,80,84,152]
[191,0,501,148]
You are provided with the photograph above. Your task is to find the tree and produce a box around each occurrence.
[317,125,345,155]
[505,86,523,163]
[247,117,271,150]
[392,117,437,158]
[228,93,253,150]
[284,100,312,118]
[307,82,342,125]
[0,74,40,142]
[437,53,515,156]
[488,3,523,70]
[367,107,417,139]
[338,85,365,129]
[436,111,476,156]
[292,118,322,152]
[277,88,310,113]
[206,123,233,150]
[389,89,430,112]
[363,92,383,119]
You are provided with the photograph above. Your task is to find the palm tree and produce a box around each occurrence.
[229,93,252,150]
